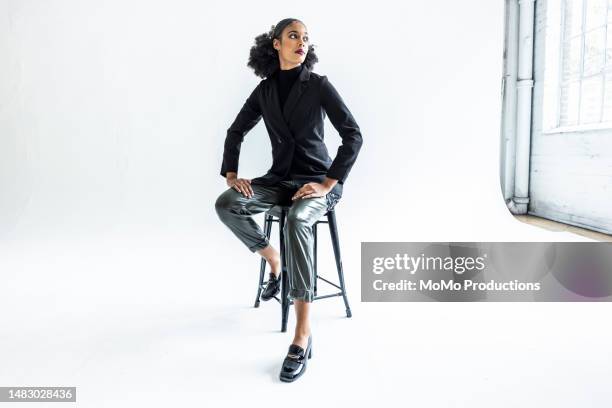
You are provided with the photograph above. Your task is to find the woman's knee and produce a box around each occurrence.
[214,188,241,217]
[286,199,326,228]
[286,207,310,228]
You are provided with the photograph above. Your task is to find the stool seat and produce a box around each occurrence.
[265,204,330,219]
[254,205,352,332]
[265,205,286,219]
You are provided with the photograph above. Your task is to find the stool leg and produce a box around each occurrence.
[279,208,290,332]
[254,214,273,308]
[313,222,318,298]
[327,210,352,318]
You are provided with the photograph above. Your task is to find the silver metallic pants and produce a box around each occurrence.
[215,180,338,303]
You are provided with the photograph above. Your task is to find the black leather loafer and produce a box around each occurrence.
[279,335,312,382]
[260,272,280,301]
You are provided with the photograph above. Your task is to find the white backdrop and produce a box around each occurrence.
[1,1,610,407]
[1,0,517,240]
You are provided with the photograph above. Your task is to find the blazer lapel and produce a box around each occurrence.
[282,65,311,123]
[268,79,293,143]
[268,65,311,142]
[269,79,285,123]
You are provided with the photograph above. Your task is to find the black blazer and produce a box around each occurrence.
[220,65,363,198]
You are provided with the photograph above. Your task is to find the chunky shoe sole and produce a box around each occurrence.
[279,337,312,382]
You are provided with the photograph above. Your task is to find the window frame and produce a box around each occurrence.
[545,0,612,133]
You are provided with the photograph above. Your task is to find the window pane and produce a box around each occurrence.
[564,0,584,38]
[585,0,607,29]
[583,27,606,75]
[603,74,612,122]
[562,36,583,81]
[579,75,604,123]
[560,80,581,125]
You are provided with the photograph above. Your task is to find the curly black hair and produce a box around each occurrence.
[247,18,319,79]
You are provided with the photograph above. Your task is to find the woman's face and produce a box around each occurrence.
[273,21,309,68]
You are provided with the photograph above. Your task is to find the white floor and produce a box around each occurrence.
[1,227,611,407]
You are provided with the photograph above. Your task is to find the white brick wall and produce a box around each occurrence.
[530,0,612,234]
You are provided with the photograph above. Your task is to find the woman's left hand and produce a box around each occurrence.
[292,182,331,200]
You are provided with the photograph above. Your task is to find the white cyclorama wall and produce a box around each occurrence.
[530,0,612,234]
[0,0,511,248]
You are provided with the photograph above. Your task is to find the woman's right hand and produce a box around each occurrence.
[227,174,254,198]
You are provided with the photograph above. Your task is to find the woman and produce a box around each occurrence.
[215,17,363,382]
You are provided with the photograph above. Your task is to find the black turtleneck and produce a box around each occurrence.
[276,64,302,110]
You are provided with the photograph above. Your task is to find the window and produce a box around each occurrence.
[558,0,612,127]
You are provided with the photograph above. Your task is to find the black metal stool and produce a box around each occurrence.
[253,205,352,332]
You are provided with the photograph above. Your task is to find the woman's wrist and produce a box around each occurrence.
[321,177,338,192]
[226,172,237,186]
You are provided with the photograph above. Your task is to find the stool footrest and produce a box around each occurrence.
[316,275,341,290]
[259,292,342,304]
[313,292,343,301]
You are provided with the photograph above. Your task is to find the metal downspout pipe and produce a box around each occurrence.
[501,0,518,203]
[508,0,535,215]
